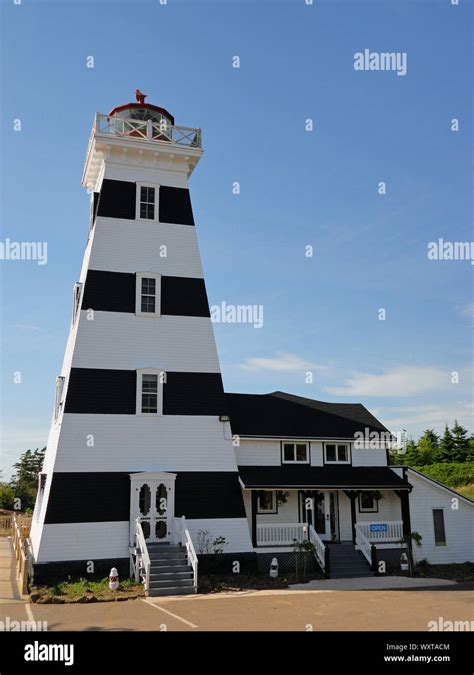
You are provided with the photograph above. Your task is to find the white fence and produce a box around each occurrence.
[256,523,308,547]
[356,521,403,542]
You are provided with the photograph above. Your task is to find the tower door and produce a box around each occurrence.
[130,472,176,545]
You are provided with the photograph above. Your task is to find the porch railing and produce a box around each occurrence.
[308,524,326,573]
[256,523,308,547]
[12,513,32,595]
[174,516,198,593]
[354,523,373,566]
[356,520,403,542]
[135,517,151,593]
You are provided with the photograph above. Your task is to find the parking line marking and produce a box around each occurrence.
[25,602,35,623]
[141,598,198,628]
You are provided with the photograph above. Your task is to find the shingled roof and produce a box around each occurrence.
[225,391,392,439]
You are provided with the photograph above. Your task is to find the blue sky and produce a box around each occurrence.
[1,0,472,477]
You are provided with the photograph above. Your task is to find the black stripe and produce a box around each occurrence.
[65,368,136,414]
[82,270,209,317]
[64,369,225,415]
[82,270,135,313]
[161,276,209,317]
[44,472,245,523]
[163,372,225,415]
[97,179,136,220]
[159,186,195,225]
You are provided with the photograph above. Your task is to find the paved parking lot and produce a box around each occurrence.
[1,587,472,632]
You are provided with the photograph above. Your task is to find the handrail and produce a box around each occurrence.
[94,113,202,148]
[180,516,198,593]
[354,523,373,565]
[308,524,326,572]
[135,518,151,592]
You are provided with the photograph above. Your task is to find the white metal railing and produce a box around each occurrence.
[356,520,403,542]
[95,114,202,148]
[256,523,308,547]
[308,525,326,572]
[175,516,198,592]
[354,523,373,565]
[135,518,151,592]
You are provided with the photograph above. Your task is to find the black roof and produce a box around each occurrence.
[238,465,409,490]
[225,391,392,439]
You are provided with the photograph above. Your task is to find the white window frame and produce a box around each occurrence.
[136,272,161,317]
[358,492,378,513]
[282,441,309,464]
[72,282,83,324]
[257,490,277,514]
[136,368,165,416]
[324,442,351,464]
[136,182,159,222]
[54,376,66,422]
[36,473,47,521]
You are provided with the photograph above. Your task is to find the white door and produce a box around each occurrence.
[301,491,338,541]
[130,473,176,545]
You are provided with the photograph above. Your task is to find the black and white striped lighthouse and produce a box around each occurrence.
[30,94,252,583]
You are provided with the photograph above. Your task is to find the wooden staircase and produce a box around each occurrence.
[147,544,196,597]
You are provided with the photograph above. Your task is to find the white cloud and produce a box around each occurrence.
[375,402,474,438]
[460,303,474,319]
[240,352,318,373]
[324,365,448,397]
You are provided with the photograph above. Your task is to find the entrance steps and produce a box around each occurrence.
[146,544,196,597]
[327,542,373,579]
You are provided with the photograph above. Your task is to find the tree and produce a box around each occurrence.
[450,421,470,462]
[438,425,455,463]
[416,429,440,465]
[10,447,45,511]
[402,439,421,465]
[0,483,16,511]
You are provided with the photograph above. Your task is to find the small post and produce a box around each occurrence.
[370,544,377,573]
[146,119,153,141]
[324,546,330,578]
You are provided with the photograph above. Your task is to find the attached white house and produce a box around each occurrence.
[30,97,473,596]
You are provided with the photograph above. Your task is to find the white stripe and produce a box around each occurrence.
[25,603,35,622]
[141,598,198,628]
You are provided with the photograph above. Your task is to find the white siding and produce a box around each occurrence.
[185,518,252,553]
[338,492,353,540]
[73,313,220,372]
[352,448,387,466]
[53,414,239,472]
[356,490,402,523]
[89,219,204,277]
[310,442,323,466]
[35,522,130,562]
[407,469,474,564]
[235,440,281,466]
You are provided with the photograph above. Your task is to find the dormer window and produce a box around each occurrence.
[72,282,83,324]
[282,442,309,464]
[54,376,65,421]
[324,443,351,464]
[137,183,157,220]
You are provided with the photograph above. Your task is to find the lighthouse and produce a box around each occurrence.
[30,94,252,588]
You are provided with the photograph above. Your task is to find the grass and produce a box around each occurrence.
[455,484,474,500]
[198,571,322,594]
[32,577,144,602]
[415,561,474,583]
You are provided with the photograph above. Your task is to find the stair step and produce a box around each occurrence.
[149,578,194,589]
[149,571,193,581]
[150,558,188,566]
[147,586,196,597]
[149,565,191,574]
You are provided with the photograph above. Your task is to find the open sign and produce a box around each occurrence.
[369,523,388,533]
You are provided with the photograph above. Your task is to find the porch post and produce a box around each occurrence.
[251,490,258,548]
[395,489,412,537]
[344,490,359,544]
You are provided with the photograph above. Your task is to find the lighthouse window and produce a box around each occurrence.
[136,272,161,317]
[138,185,156,220]
[141,277,156,313]
[141,374,158,414]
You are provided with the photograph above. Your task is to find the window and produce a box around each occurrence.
[137,184,157,220]
[325,443,350,464]
[36,473,47,521]
[136,273,160,317]
[257,490,277,514]
[432,509,446,546]
[54,376,65,421]
[359,492,378,513]
[282,442,309,463]
[136,369,163,415]
[72,282,83,324]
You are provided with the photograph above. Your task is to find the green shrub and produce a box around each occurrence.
[413,462,474,487]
